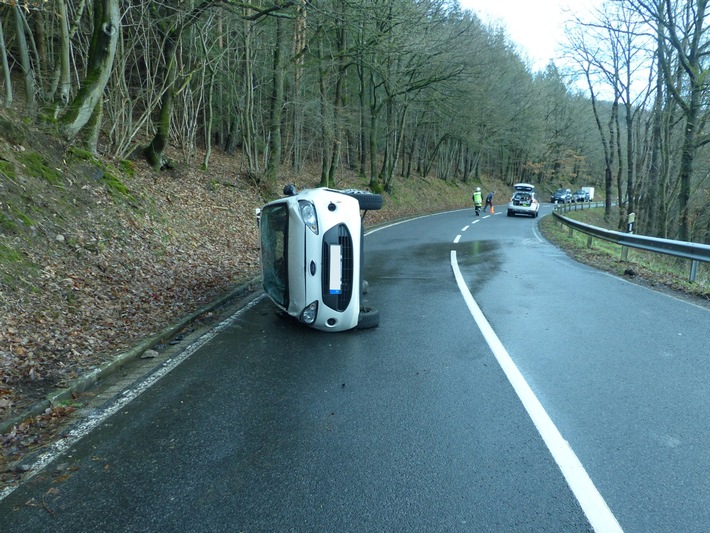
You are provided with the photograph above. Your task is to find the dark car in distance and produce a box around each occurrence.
[551,188,572,203]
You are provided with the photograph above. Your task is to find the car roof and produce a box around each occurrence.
[513,183,535,191]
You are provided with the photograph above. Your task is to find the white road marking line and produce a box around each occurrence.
[366,209,467,235]
[454,235,462,244]
[450,250,623,533]
[462,225,470,231]
[0,297,265,502]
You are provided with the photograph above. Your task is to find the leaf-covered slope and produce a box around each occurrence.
[0,114,477,426]
[0,119,264,419]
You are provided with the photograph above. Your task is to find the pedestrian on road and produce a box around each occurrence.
[472,187,483,216]
[484,191,494,212]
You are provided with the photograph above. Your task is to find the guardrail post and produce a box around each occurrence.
[587,235,593,248]
[690,260,698,282]
[569,226,574,238]
[621,246,629,261]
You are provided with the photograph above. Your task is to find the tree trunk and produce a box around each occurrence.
[81,96,103,154]
[318,39,332,187]
[266,16,284,183]
[676,86,699,241]
[368,71,378,189]
[357,44,367,178]
[203,58,218,170]
[614,100,624,230]
[144,14,182,170]
[0,17,12,108]
[60,0,119,140]
[383,104,408,191]
[241,18,260,178]
[225,115,239,154]
[584,66,614,218]
[624,102,634,218]
[291,1,306,174]
[55,0,72,109]
[327,3,347,187]
[14,4,36,114]
[144,0,222,170]
[646,39,663,236]
[144,36,177,169]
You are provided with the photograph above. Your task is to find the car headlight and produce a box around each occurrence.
[298,200,318,234]
[300,301,318,324]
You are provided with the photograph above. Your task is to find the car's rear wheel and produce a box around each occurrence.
[356,306,380,329]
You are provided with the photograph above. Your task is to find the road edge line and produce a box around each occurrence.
[450,250,622,533]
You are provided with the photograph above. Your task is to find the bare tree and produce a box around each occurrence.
[12,3,36,113]
[265,14,285,183]
[53,0,72,110]
[59,0,120,142]
[0,14,12,107]
[630,0,710,241]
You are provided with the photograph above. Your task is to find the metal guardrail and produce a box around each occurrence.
[552,202,710,282]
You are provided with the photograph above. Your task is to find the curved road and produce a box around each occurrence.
[1,206,708,532]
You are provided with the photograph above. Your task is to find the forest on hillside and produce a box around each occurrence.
[0,0,708,243]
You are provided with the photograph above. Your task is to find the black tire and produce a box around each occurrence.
[507,210,513,217]
[341,189,383,211]
[356,306,380,329]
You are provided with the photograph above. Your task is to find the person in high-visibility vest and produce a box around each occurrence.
[472,187,483,216]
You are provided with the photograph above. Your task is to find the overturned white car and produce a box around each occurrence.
[257,186,382,332]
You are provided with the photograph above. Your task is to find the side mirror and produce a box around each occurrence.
[283,184,297,196]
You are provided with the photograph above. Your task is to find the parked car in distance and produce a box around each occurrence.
[257,185,382,332]
[572,189,590,202]
[507,183,539,218]
[551,188,572,203]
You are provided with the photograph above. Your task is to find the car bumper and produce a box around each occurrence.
[507,203,538,215]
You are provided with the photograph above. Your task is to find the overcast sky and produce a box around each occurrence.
[458,0,600,71]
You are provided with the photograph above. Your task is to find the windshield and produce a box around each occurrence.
[260,203,289,308]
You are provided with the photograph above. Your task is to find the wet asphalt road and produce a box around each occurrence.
[1,206,708,532]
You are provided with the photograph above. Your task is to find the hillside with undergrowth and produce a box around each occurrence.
[0,113,489,427]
